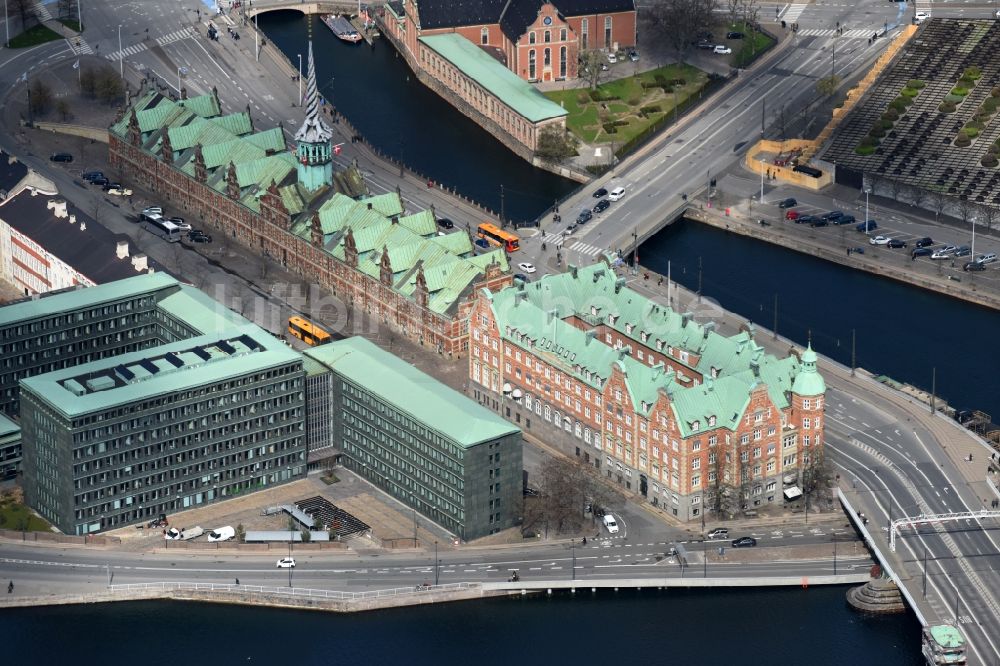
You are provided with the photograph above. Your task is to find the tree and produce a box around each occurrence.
[981,204,999,231]
[29,79,53,116]
[889,177,903,201]
[531,455,620,536]
[646,0,717,64]
[300,528,312,543]
[55,99,71,122]
[8,0,39,33]
[740,0,762,56]
[536,126,578,164]
[957,197,974,226]
[727,0,741,26]
[56,0,78,21]
[801,445,831,511]
[816,75,842,98]
[908,184,927,211]
[929,190,948,218]
[235,523,246,543]
[579,50,608,90]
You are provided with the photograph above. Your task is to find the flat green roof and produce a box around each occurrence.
[0,272,178,327]
[419,34,568,123]
[928,625,965,648]
[305,337,520,448]
[156,285,250,334]
[0,413,19,438]
[21,324,302,418]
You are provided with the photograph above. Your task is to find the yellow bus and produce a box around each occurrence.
[288,316,332,346]
[477,223,520,252]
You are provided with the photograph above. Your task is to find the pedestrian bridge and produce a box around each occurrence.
[238,0,360,19]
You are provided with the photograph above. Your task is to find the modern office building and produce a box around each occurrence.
[19,324,306,535]
[469,261,826,521]
[304,337,522,540]
[0,414,20,480]
[0,272,243,416]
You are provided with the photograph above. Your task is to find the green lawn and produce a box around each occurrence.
[724,21,776,68]
[7,24,62,49]
[545,63,708,147]
[59,18,82,33]
[0,496,50,532]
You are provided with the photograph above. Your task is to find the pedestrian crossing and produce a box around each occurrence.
[541,232,605,257]
[32,1,52,21]
[106,27,194,62]
[781,3,808,24]
[68,37,93,55]
[797,28,871,39]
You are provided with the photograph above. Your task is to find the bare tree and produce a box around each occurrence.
[801,446,831,512]
[646,0,718,64]
[531,455,620,536]
[29,79,53,116]
[929,190,948,218]
[579,50,608,91]
[957,197,974,226]
[56,0,78,21]
[981,204,999,231]
[740,0,762,55]
[908,184,927,211]
[816,75,842,98]
[727,0,741,26]
[889,177,903,201]
[8,0,39,33]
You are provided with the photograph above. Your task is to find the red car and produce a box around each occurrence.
[785,209,799,221]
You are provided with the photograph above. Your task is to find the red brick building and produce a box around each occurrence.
[108,46,512,357]
[468,262,827,521]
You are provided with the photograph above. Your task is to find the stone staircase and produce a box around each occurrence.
[846,577,908,614]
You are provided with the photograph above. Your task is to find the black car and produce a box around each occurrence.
[731,537,757,548]
[436,218,454,229]
[189,232,212,243]
[795,214,818,225]
[577,209,593,224]
[887,239,907,248]
[50,152,73,163]
[857,220,877,232]
[726,31,745,39]
[103,182,122,192]
[963,261,985,272]
[513,273,530,282]
[91,177,109,187]
[810,218,829,228]
[696,41,716,49]
[592,187,608,198]
[593,199,611,214]
[954,246,972,257]
[777,197,797,209]
[912,247,933,258]
[832,214,855,225]
[82,171,104,182]
[821,210,844,222]
[915,237,933,248]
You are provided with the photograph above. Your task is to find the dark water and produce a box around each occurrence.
[642,220,1000,417]
[258,11,577,225]
[1,588,922,665]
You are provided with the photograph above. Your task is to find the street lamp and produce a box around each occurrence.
[4,0,9,48]
[971,214,977,258]
[434,541,439,585]
[118,25,123,79]
[572,543,576,581]
[297,54,302,105]
[759,157,765,204]
[863,185,871,232]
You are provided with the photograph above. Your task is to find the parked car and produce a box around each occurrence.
[976,252,997,265]
[731,536,757,548]
[963,260,985,272]
[726,31,745,39]
[810,219,828,228]
[50,152,73,162]
[870,235,890,245]
[833,214,856,225]
[107,187,132,196]
[707,528,729,539]
[593,198,611,214]
[82,171,104,182]
[91,177,109,188]
[696,41,716,50]
[207,526,235,542]
[911,247,933,258]
[713,45,732,55]
[777,197,797,209]
[931,245,956,259]
[436,218,454,229]
[102,182,122,192]
[169,217,192,231]
[821,211,844,222]
[143,206,164,216]
[608,186,626,201]
[887,239,907,248]
[189,232,212,243]
[606,52,617,64]
[276,557,296,568]
[577,209,593,224]
[795,214,818,225]
[954,245,972,257]
[915,237,934,248]
[628,50,639,62]
[518,262,537,274]
[857,220,877,232]
[785,209,799,221]
[592,187,608,198]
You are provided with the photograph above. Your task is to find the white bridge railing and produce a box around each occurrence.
[889,510,1000,552]
[109,581,478,601]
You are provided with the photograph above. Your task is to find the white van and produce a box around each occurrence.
[608,186,626,201]
[602,513,620,534]
[207,525,236,542]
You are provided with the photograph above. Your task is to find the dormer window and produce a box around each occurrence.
[708,415,716,427]
[608,314,618,325]
[641,332,648,342]
[656,340,665,351]
[625,323,633,334]
[591,305,598,316]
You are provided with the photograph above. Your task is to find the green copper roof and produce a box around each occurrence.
[21,324,301,418]
[361,192,405,218]
[209,110,253,136]
[305,337,520,447]
[0,413,20,438]
[791,344,825,396]
[419,34,568,123]
[0,272,178,327]
[177,92,221,119]
[155,285,251,334]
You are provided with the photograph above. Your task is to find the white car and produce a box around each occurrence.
[207,526,235,542]
[608,186,626,201]
[107,187,132,196]
[713,45,732,55]
[164,528,181,540]
[931,245,956,260]
[143,206,163,216]
[602,513,620,534]
[915,11,929,23]
[869,235,890,246]
[276,557,296,568]
[518,262,537,274]
[606,52,617,64]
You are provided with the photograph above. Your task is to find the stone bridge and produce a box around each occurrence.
[240,0,363,19]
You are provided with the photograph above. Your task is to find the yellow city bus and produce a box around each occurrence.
[288,316,332,346]
[477,223,520,252]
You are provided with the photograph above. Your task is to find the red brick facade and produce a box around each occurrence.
[108,133,512,356]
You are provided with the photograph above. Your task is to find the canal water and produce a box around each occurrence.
[2,589,923,665]
[258,11,578,225]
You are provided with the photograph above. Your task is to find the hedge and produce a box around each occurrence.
[907,79,926,89]
[855,145,877,155]
[982,154,999,167]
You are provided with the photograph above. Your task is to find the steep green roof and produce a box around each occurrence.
[177,92,221,119]
[305,337,519,447]
[419,34,568,123]
[791,344,825,396]
[361,192,405,218]
[209,110,253,136]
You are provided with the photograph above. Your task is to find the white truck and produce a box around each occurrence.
[165,526,205,540]
[207,526,236,542]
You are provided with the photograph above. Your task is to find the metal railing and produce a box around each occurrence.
[109,581,478,601]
